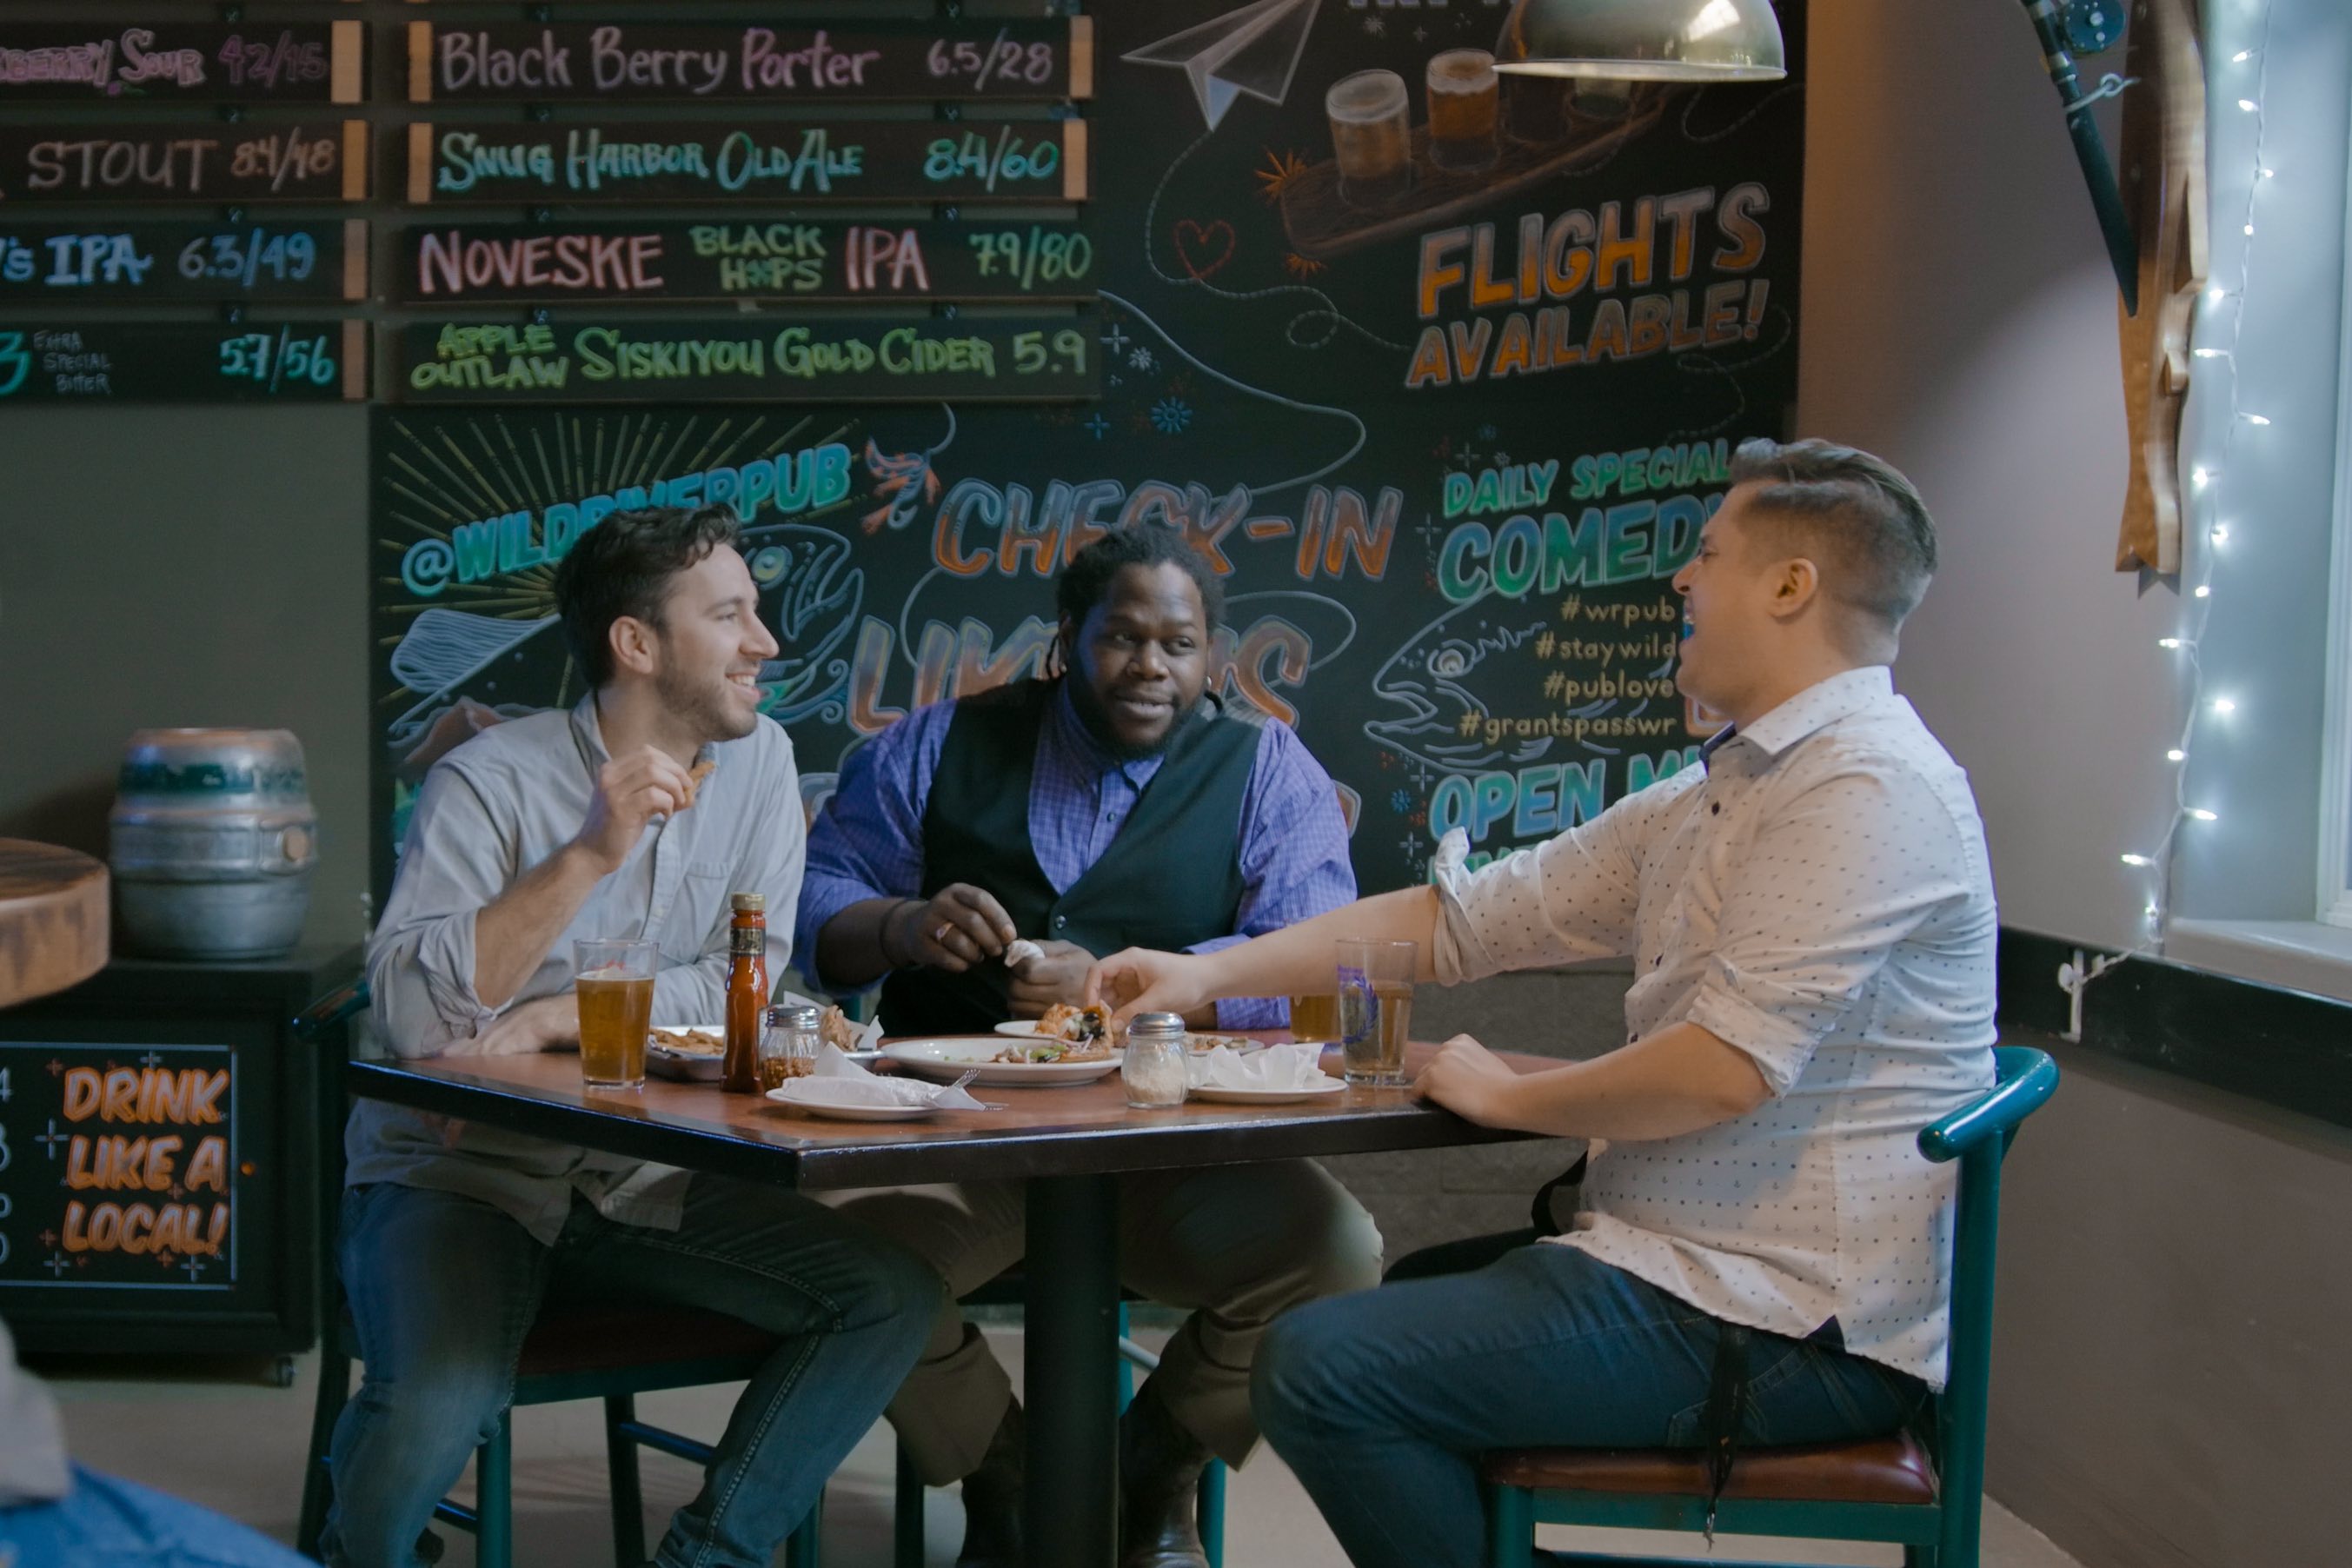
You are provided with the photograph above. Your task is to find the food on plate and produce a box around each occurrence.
[818,1004,865,1052]
[1036,1001,1113,1044]
[1186,1033,1257,1054]
[992,1040,1115,1065]
[649,1027,723,1055]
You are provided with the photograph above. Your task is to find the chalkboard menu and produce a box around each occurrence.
[398,315,1095,404]
[407,120,1085,205]
[396,218,1093,305]
[0,220,365,302]
[0,321,366,402]
[0,1042,243,1295]
[370,3,1809,904]
[0,20,362,104]
[0,121,368,204]
[409,20,1092,104]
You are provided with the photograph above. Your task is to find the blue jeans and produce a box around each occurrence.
[0,1465,310,1567]
[1252,1242,1926,1568]
[322,1179,939,1568]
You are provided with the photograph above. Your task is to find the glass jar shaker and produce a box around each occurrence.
[1122,1012,1190,1109]
[757,1003,821,1092]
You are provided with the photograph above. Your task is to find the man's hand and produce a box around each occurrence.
[895,883,1018,973]
[1006,939,1094,1017]
[1411,1033,1519,1126]
[575,747,696,874]
[1087,947,1218,1031]
[443,993,579,1057]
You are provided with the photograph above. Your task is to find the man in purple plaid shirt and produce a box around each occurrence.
[795,522,1382,1568]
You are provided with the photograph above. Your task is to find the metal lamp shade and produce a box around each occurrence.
[1493,0,1788,82]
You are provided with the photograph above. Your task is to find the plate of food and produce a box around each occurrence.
[882,1035,1122,1086]
[647,1024,726,1081]
[993,1001,1115,1043]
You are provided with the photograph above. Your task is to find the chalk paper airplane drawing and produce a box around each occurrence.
[1123,0,1323,131]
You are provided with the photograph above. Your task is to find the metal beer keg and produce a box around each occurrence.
[109,728,318,958]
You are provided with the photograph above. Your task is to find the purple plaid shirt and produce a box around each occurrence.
[795,683,1356,1027]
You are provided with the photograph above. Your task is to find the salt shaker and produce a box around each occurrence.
[757,1003,821,1092]
[1122,1013,1190,1109]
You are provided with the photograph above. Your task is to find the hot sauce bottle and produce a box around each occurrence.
[722,892,768,1093]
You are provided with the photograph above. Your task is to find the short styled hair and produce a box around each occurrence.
[1728,437,1938,632]
[1056,521,1225,630]
[553,505,741,688]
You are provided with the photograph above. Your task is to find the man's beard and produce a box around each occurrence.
[656,663,756,744]
[1066,674,1199,762]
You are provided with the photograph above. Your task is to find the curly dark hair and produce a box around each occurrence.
[1054,521,1225,631]
[553,505,742,688]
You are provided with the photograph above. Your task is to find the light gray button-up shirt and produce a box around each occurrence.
[348,694,805,1244]
[1432,666,1998,1387]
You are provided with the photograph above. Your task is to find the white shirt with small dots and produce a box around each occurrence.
[1432,665,1997,1387]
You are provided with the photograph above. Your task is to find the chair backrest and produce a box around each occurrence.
[1916,1045,2058,1544]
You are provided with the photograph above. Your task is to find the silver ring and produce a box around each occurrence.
[934,922,953,944]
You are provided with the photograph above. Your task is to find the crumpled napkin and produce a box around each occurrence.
[1186,1042,1339,1092]
[768,1044,993,1111]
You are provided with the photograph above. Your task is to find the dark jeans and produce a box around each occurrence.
[322,1178,940,1568]
[1253,1241,1927,1568]
[0,1466,311,1568]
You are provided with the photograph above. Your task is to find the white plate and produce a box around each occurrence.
[647,1022,726,1081]
[884,1036,1122,1086]
[765,1081,940,1122]
[992,1020,1056,1038]
[1186,1080,1348,1105]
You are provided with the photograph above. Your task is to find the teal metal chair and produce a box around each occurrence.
[887,1278,1229,1568]
[290,980,821,1568]
[1478,1045,2058,1568]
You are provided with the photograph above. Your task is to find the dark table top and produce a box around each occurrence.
[347,1035,1542,1190]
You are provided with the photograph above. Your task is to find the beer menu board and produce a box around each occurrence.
[0,1042,243,1294]
[407,120,1086,205]
[396,219,1093,305]
[0,121,369,204]
[0,321,367,402]
[409,20,1093,104]
[366,0,1811,903]
[0,220,366,302]
[399,315,1095,404]
[0,20,362,104]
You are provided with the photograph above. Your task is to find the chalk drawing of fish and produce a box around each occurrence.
[1364,595,1553,773]
[743,523,864,725]
[860,439,944,535]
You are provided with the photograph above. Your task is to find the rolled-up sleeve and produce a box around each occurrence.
[793,708,945,990]
[1431,786,1647,985]
[368,764,513,1058]
[1206,722,1359,1028]
[1684,762,1972,1095]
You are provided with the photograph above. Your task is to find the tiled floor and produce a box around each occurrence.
[40,1326,2083,1567]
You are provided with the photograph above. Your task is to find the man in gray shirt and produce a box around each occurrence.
[326,507,938,1568]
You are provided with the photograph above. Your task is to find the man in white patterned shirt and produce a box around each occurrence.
[1088,439,1997,1568]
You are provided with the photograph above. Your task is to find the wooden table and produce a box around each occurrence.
[0,839,109,1009]
[349,1037,1543,1567]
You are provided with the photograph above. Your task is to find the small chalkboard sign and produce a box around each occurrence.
[0,220,366,302]
[0,20,362,104]
[409,120,1085,206]
[0,321,368,402]
[409,19,1091,104]
[0,1042,242,1294]
[398,314,1097,404]
[0,122,368,205]
[397,218,1092,305]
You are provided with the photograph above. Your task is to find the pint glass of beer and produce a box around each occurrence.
[1325,70,1413,206]
[1426,50,1498,171]
[1336,938,1416,1086]
[575,939,655,1090]
[1288,988,1342,1043]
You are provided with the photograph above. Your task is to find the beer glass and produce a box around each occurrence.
[575,939,655,1090]
[1288,989,1342,1043]
[1426,50,1498,171]
[1325,70,1413,206]
[1336,939,1416,1086]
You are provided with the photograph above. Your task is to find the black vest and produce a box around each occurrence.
[879,679,1259,1037]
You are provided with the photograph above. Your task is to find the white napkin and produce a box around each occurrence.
[769,1044,991,1110]
[1186,1042,1339,1092]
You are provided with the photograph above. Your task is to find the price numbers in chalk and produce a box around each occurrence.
[217,326,340,394]
[0,222,362,302]
[180,229,316,288]
[215,29,334,94]
[967,226,1094,292]
[926,34,1061,91]
[1009,327,1089,379]
[923,126,1060,195]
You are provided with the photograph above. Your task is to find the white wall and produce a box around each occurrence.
[1800,0,2182,954]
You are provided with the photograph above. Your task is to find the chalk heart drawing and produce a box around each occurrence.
[1173,218,1237,281]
